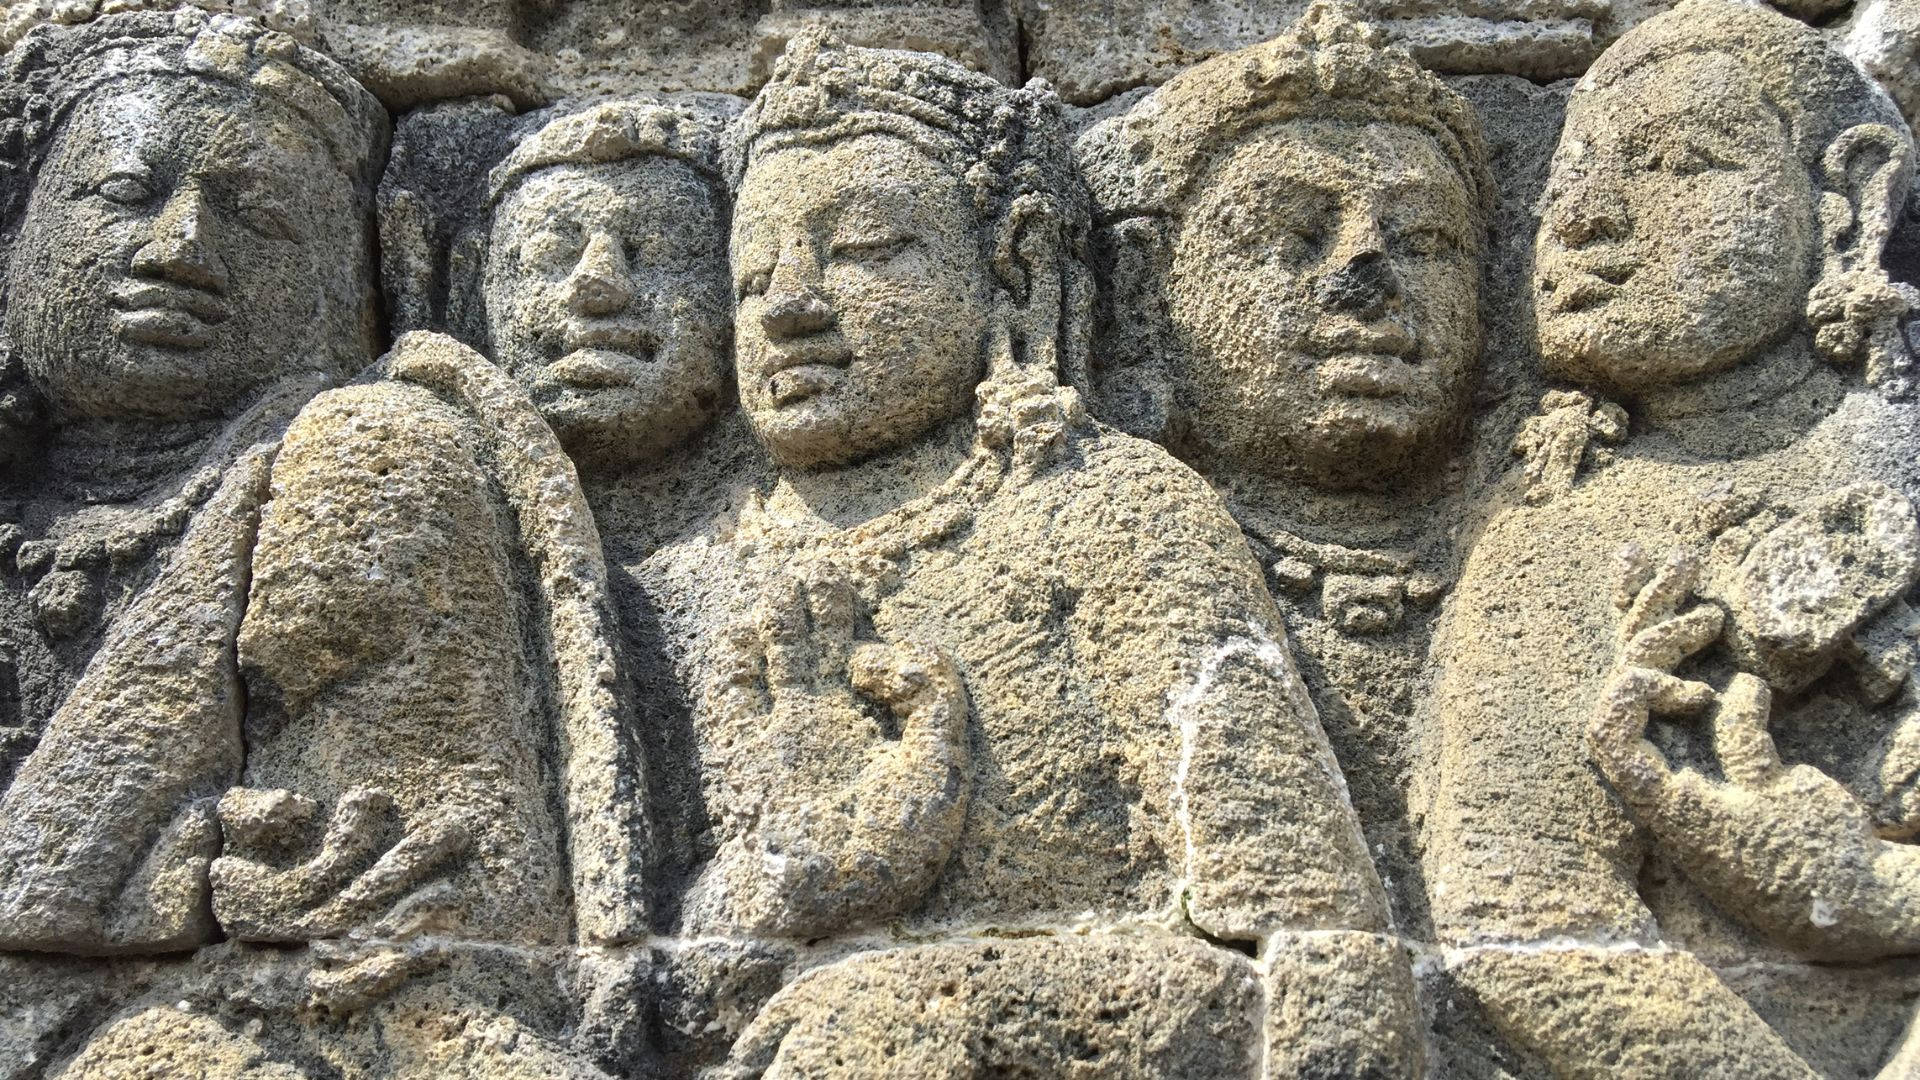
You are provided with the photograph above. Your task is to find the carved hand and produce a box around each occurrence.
[209,786,474,943]
[1696,482,1920,694]
[1588,552,1920,960]
[700,570,971,938]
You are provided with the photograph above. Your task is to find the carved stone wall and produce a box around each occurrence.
[0,1,1917,1077]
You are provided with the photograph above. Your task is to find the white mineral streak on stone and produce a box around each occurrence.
[2,1,1918,1077]
[1167,634,1347,893]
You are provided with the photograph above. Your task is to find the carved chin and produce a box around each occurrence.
[1539,312,1715,393]
[748,404,863,470]
[1291,400,1449,486]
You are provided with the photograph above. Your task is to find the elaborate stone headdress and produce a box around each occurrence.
[0,9,385,225]
[1583,0,1915,386]
[487,97,728,211]
[729,29,1086,267]
[379,94,737,348]
[0,9,383,457]
[728,31,1093,459]
[1077,1,1492,227]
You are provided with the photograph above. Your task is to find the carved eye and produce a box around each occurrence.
[1394,226,1458,259]
[522,226,583,274]
[96,174,152,205]
[737,266,773,300]
[1266,227,1322,265]
[1640,142,1728,177]
[238,202,298,241]
[829,233,915,263]
[1655,144,1725,176]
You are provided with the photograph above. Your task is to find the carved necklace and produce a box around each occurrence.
[1235,515,1448,637]
[3,445,223,643]
[731,448,1006,608]
[2,375,321,641]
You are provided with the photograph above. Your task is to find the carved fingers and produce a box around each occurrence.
[1615,548,1718,664]
[1864,704,1920,839]
[1712,673,1785,789]
[730,568,859,696]
[1588,665,1710,806]
[850,640,969,755]
[1594,545,1751,809]
[210,786,473,942]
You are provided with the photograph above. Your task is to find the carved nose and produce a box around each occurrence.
[130,184,228,295]
[1317,252,1399,318]
[1551,190,1629,248]
[566,232,636,317]
[760,290,835,340]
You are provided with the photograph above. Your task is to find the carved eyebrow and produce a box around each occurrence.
[1237,180,1339,220]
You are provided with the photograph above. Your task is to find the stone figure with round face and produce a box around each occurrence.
[0,14,638,1078]
[1080,3,1489,494]
[618,30,1425,1078]
[1426,2,1920,1074]
[479,100,734,475]
[0,9,386,956]
[2,28,377,428]
[1076,4,1491,959]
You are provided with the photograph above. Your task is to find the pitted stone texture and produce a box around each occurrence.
[1024,0,1607,103]
[381,94,738,475]
[0,11,385,955]
[718,937,1264,1079]
[3,0,1920,1076]
[1421,2,1920,1074]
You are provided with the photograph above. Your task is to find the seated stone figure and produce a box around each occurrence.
[0,14,635,1076]
[1077,0,1490,963]
[1425,1,1920,1074]
[633,30,1416,1077]
[210,95,751,1018]
[0,8,386,954]
[381,93,738,481]
[374,96,745,952]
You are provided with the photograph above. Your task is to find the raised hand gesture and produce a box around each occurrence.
[1589,550,1920,961]
[692,566,971,937]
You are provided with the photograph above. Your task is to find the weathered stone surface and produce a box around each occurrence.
[1,0,1918,1076]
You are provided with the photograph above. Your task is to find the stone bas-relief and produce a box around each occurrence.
[1426,1,1920,1076]
[623,30,1418,1076]
[0,9,387,953]
[2,0,1919,1078]
[0,10,630,1078]
[1079,3,1492,945]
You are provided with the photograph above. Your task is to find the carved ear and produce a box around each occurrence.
[1090,215,1178,442]
[1818,123,1913,273]
[1807,123,1918,382]
[991,193,1065,373]
[993,194,1060,311]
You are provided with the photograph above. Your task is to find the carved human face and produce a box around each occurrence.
[486,158,731,473]
[1165,121,1480,489]
[6,77,368,422]
[732,134,992,470]
[1534,51,1814,393]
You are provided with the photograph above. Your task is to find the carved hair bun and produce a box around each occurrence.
[0,9,384,226]
[1077,0,1491,227]
[728,28,1079,231]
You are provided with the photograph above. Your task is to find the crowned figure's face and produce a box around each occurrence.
[486,157,732,472]
[6,75,369,422]
[731,133,994,470]
[1533,50,1813,393]
[1165,119,1480,489]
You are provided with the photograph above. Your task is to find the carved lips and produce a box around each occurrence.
[763,338,854,406]
[547,322,658,390]
[110,280,231,349]
[1308,322,1421,398]
[1538,259,1639,314]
